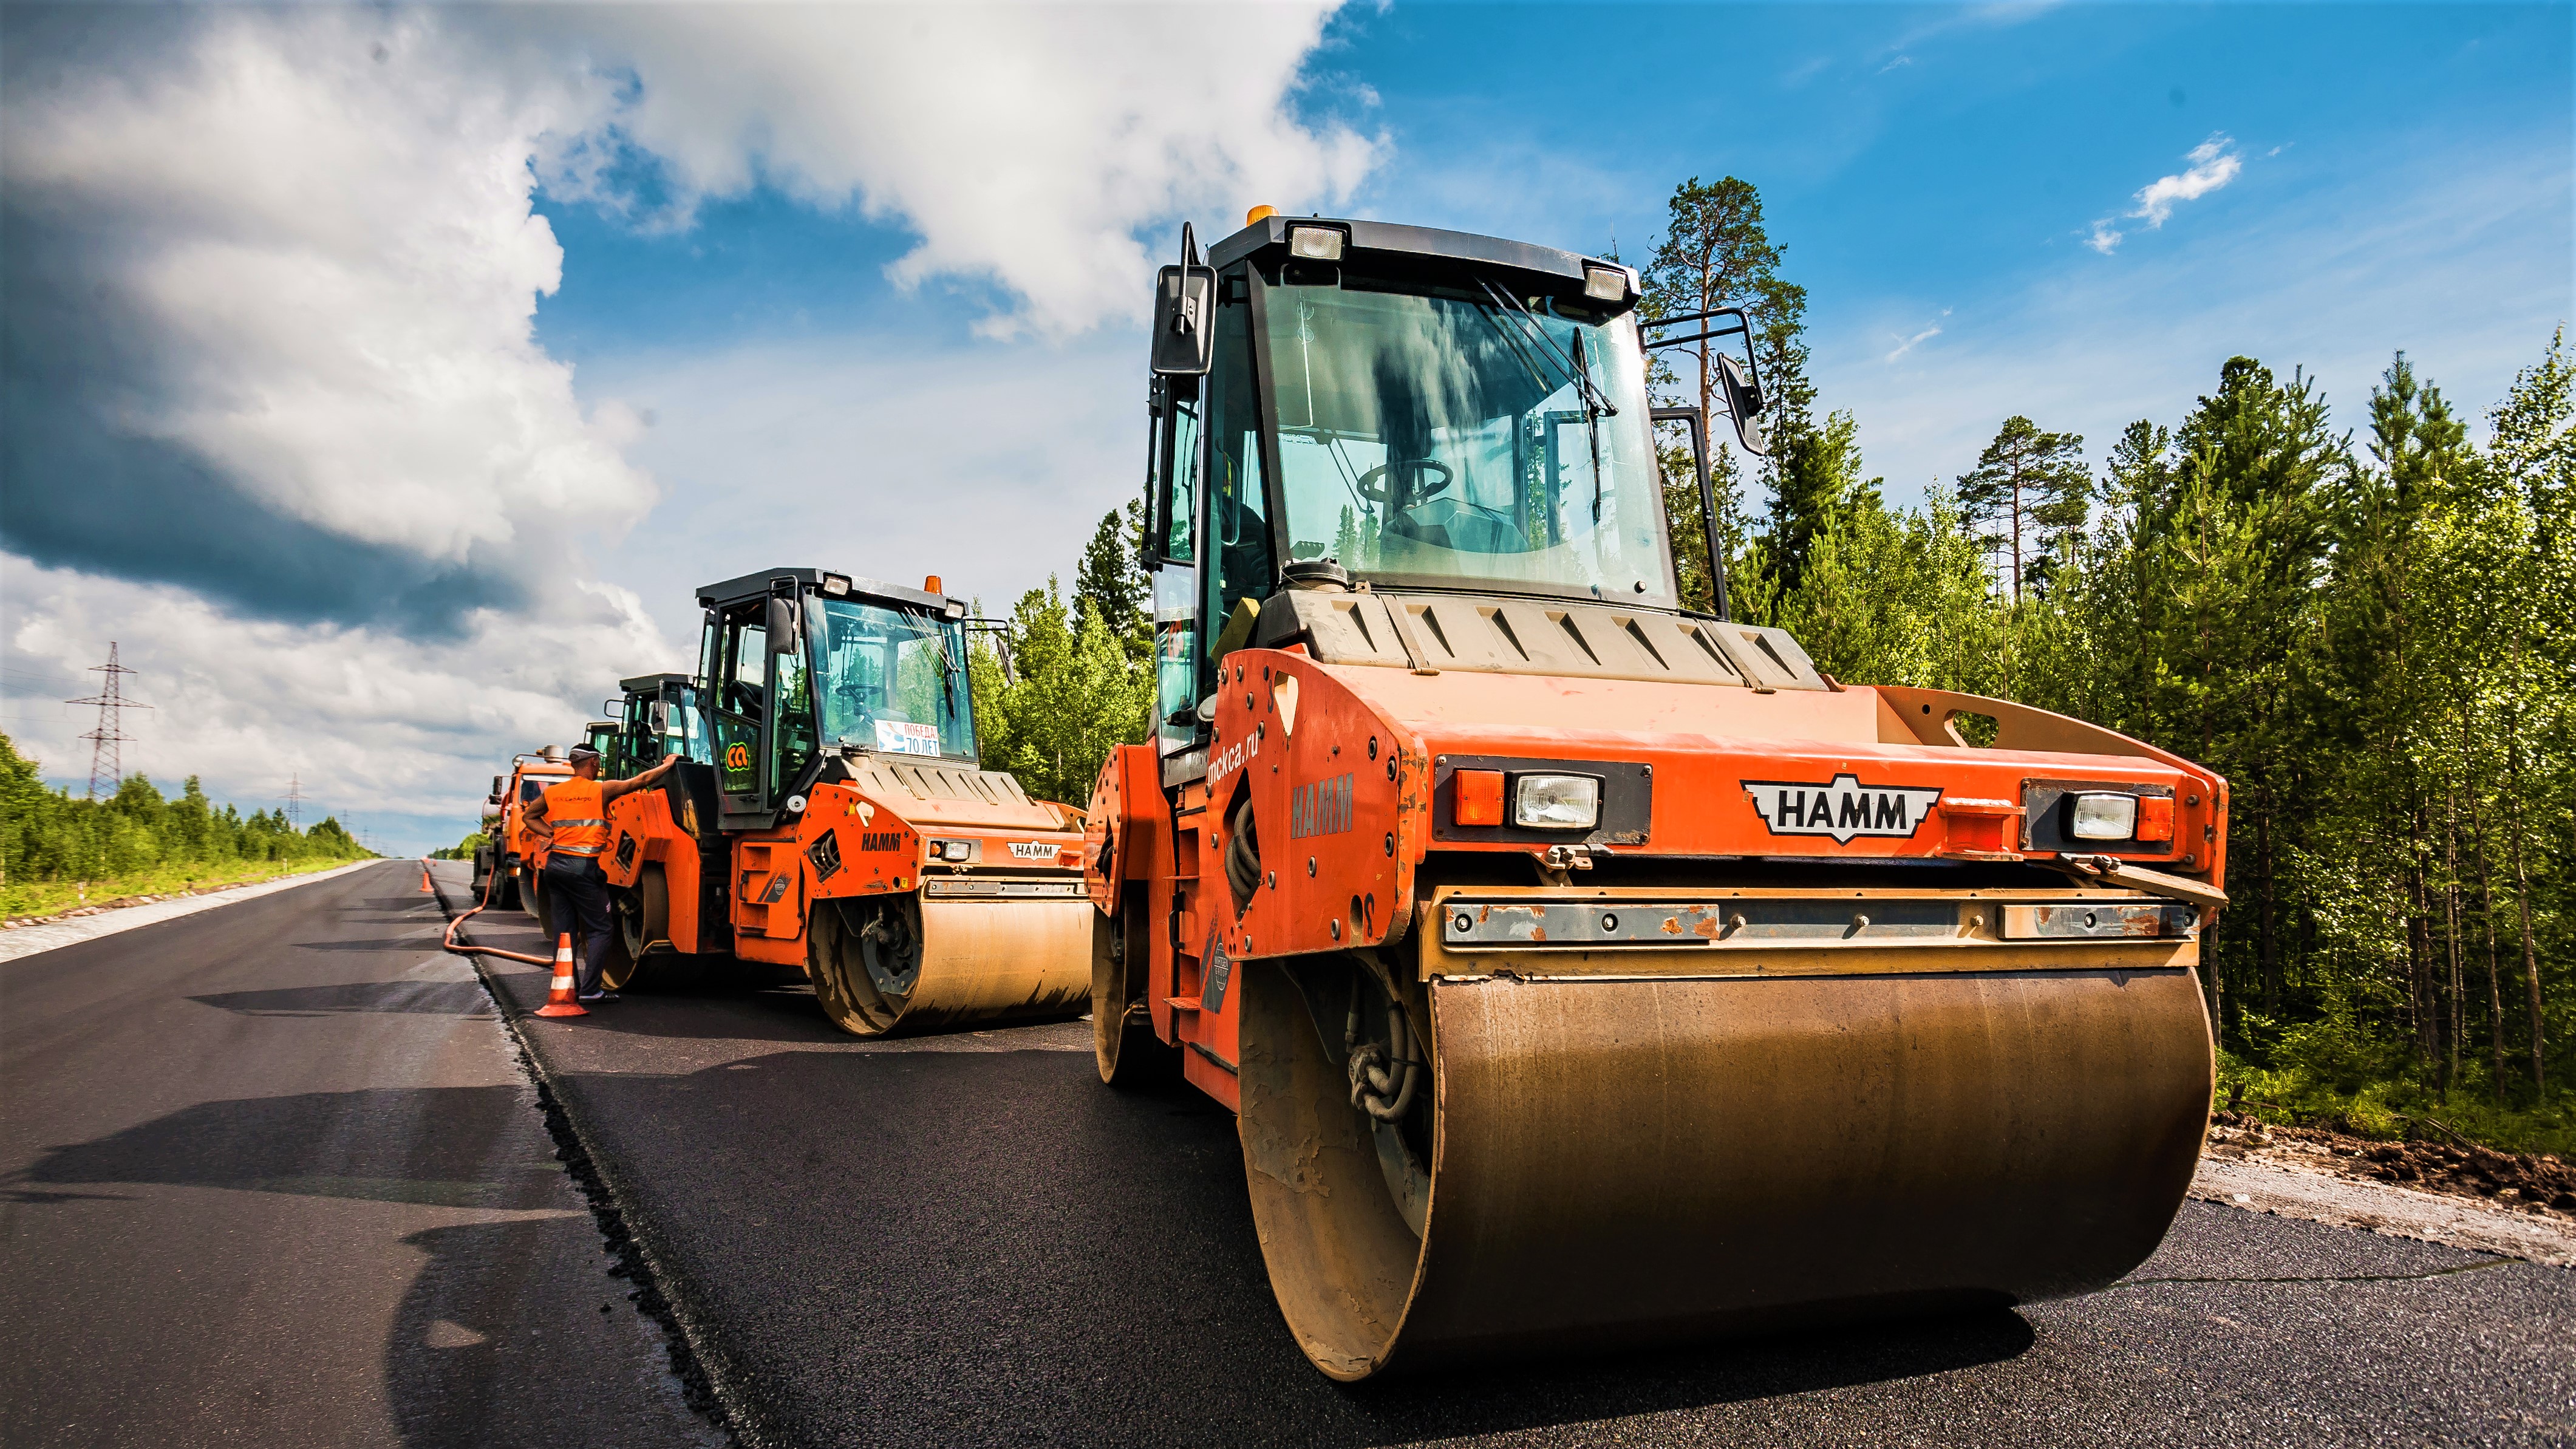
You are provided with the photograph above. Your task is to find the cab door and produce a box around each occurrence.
[706,605,772,826]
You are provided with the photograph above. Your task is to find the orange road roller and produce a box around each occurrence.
[598,567,1093,1034]
[1083,212,2227,1380]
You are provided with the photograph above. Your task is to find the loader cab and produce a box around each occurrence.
[607,672,712,779]
[1137,214,1772,764]
[695,568,976,831]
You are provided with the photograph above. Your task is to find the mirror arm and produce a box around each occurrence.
[1652,407,1731,622]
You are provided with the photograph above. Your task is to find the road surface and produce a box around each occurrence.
[6,859,2567,1447]
[1,859,715,1448]
[432,864,2574,1448]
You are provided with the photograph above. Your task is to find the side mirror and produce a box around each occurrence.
[765,594,799,652]
[489,774,505,803]
[1150,223,1216,377]
[650,701,672,734]
[1717,354,1770,456]
[601,698,624,720]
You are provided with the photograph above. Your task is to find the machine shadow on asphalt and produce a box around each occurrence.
[18,1085,564,1210]
[7,1082,684,1449]
[188,981,497,1017]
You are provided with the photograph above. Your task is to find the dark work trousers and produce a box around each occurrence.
[543,856,616,995]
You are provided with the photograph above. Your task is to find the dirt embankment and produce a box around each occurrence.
[2207,1111,2576,1218]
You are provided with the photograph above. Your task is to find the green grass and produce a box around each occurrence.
[1,855,368,922]
[2220,1046,2576,1158]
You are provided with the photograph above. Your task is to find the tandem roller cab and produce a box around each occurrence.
[1083,211,2230,1381]
[593,567,1093,1035]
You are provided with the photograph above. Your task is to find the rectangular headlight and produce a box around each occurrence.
[1288,225,1344,261]
[1583,265,1629,301]
[821,573,851,596]
[2070,793,2139,840]
[1513,774,1601,830]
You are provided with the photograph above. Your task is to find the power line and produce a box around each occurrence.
[65,643,150,800]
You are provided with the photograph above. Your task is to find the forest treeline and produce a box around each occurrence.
[970,178,2572,1150]
[0,731,371,916]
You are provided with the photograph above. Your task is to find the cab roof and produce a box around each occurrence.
[618,672,693,693]
[1207,214,1637,310]
[694,567,953,615]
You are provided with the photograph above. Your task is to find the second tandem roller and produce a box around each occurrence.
[598,567,1093,1035]
[1083,211,2230,1379]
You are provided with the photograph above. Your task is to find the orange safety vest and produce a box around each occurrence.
[542,777,610,862]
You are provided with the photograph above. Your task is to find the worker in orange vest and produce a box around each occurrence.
[525,744,683,1002]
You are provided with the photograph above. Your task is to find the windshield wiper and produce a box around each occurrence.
[1476,278,1615,522]
[1474,279,1618,418]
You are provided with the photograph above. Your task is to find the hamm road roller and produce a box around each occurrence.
[474,747,573,913]
[1083,211,2229,1380]
[598,568,1094,1034]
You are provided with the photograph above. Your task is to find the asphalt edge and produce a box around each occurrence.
[430,867,766,1449]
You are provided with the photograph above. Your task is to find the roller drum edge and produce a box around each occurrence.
[1241,963,2214,1381]
[813,897,1094,1038]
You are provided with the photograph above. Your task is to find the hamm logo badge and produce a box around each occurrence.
[1745,774,1942,844]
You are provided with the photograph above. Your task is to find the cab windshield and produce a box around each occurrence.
[1261,270,1674,604]
[807,598,975,760]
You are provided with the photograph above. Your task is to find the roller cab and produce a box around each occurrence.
[599,568,1090,1033]
[1085,214,2229,1379]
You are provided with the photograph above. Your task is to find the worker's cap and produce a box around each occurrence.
[568,745,603,764]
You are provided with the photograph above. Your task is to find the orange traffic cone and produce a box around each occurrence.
[420,861,434,893]
[534,933,588,1018]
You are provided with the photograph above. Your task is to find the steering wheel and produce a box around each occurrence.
[1355,459,1455,506]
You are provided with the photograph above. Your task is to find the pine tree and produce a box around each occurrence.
[1956,416,2088,601]
[1072,499,1152,664]
[1641,176,1811,592]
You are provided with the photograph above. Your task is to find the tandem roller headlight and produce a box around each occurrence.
[1512,773,1601,831]
[2070,792,2139,840]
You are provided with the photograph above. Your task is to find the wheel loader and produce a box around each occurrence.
[1083,211,2230,1381]
[595,568,1094,1032]
[472,747,573,913]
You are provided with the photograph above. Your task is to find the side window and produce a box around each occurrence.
[1150,376,1201,564]
[1152,565,1199,755]
[771,630,815,798]
[1200,268,1272,694]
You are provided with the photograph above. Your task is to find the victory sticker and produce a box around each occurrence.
[1744,773,1942,844]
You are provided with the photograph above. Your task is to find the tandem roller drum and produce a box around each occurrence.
[808,896,1092,1037]
[1238,961,2214,1380]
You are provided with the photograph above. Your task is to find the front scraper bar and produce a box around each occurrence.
[1439,895,2198,949]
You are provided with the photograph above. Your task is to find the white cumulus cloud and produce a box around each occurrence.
[2085,133,2244,254]
[532,2,1375,338]
[0,4,1375,851]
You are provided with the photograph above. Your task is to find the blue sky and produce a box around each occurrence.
[553,1,2571,648]
[4,1,2566,856]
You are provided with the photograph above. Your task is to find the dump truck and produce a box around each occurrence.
[1083,211,2229,1380]
[472,747,574,913]
[595,568,1094,1032]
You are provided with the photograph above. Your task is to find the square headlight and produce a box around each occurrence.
[1583,265,1630,302]
[1288,225,1344,261]
[2070,793,2139,840]
[935,839,973,862]
[1513,774,1601,830]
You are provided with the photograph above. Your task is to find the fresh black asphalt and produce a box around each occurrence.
[1,861,715,1448]
[434,862,2575,1448]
